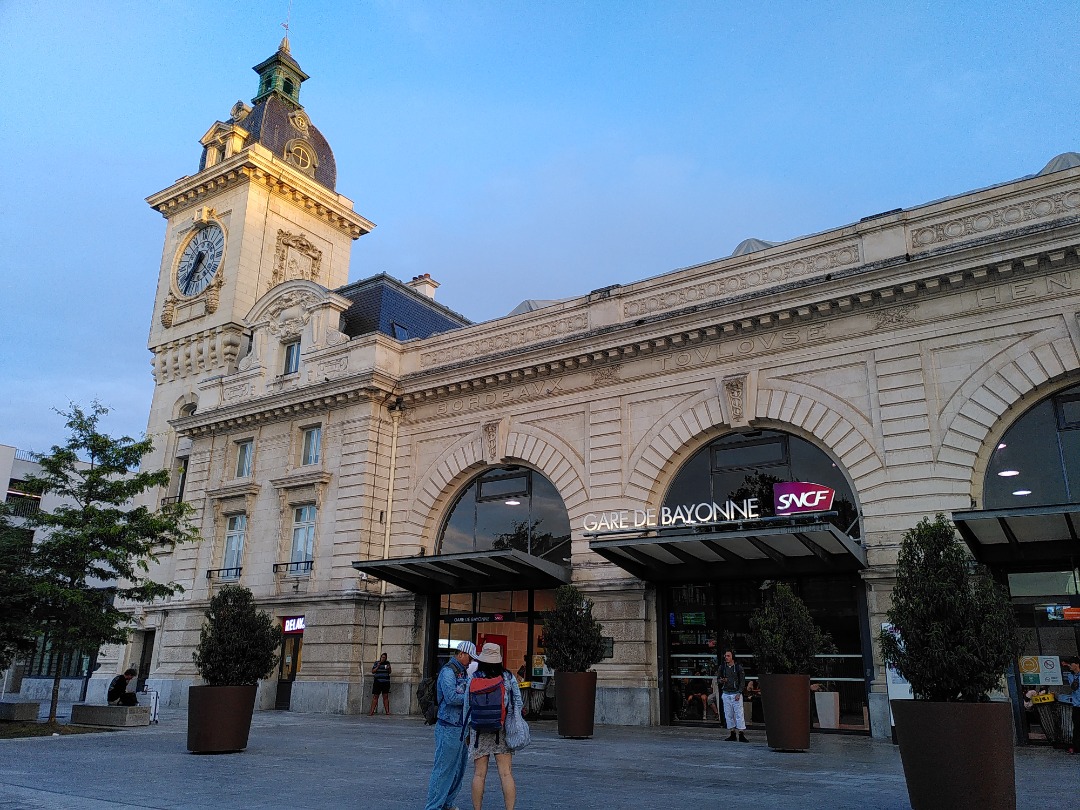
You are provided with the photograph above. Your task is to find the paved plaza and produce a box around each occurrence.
[0,705,1077,809]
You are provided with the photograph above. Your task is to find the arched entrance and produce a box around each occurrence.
[354,465,572,712]
[589,428,870,732]
[953,382,1080,745]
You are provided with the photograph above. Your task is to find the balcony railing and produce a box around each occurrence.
[161,495,181,507]
[273,560,313,575]
[206,567,242,581]
[3,496,41,517]
[14,449,41,462]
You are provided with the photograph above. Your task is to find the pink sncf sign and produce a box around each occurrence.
[773,482,836,516]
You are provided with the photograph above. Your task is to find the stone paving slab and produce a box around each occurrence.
[0,708,1077,809]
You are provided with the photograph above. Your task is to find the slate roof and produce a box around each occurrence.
[236,94,337,190]
[336,274,471,340]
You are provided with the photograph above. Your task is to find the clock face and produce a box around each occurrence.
[176,224,225,297]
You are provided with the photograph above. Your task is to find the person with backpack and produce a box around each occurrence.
[424,640,477,810]
[468,643,522,810]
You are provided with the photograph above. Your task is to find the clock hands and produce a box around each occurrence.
[181,250,207,294]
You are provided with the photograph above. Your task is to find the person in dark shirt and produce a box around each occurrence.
[108,668,138,706]
[369,653,392,715]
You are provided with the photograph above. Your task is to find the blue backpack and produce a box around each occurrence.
[468,674,507,745]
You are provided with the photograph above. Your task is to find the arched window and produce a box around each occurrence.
[984,382,1080,508]
[437,466,571,561]
[664,428,859,535]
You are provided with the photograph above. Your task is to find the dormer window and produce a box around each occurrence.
[286,140,316,175]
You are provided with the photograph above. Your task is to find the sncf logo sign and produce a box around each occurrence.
[773,482,835,516]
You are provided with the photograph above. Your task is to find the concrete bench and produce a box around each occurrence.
[0,701,40,722]
[70,703,151,727]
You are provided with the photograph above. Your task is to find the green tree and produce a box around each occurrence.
[878,514,1019,702]
[22,403,198,722]
[193,585,282,686]
[541,584,604,672]
[748,582,834,675]
[0,513,37,672]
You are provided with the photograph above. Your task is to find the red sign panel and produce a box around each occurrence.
[773,482,836,516]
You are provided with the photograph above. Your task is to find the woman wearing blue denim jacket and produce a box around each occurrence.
[1061,656,1080,754]
[424,641,477,810]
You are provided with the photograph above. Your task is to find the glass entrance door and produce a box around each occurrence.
[275,634,303,710]
[663,577,869,731]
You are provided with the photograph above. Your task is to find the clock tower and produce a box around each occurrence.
[140,38,373,464]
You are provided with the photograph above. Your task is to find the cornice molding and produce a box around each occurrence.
[397,241,1080,406]
[146,147,374,240]
[270,470,333,490]
[173,372,396,437]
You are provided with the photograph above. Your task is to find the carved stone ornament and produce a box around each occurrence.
[722,373,750,428]
[267,291,319,340]
[205,273,225,314]
[323,327,349,347]
[482,420,505,464]
[290,111,309,131]
[231,100,252,123]
[272,230,323,288]
[869,304,918,330]
[591,365,622,386]
[161,292,177,328]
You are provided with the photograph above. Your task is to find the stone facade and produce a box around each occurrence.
[117,46,1080,737]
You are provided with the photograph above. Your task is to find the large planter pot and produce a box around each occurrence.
[555,671,597,738]
[891,700,1015,810]
[760,673,811,751]
[187,685,258,753]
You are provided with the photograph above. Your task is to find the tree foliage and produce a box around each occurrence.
[0,515,37,671]
[193,585,282,686]
[11,403,197,721]
[748,582,834,675]
[878,514,1019,702]
[541,584,604,673]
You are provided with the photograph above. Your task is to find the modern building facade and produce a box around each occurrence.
[111,42,1080,738]
[1,445,102,701]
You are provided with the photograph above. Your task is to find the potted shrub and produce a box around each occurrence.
[188,585,282,753]
[748,581,833,751]
[879,514,1020,810]
[541,584,604,738]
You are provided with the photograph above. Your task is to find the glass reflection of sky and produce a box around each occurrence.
[665,430,855,508]
[438,467,571,561]
[984,382,1080,509]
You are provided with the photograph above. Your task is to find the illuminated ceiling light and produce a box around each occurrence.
[505,499,521,506]
[997,470,1020,477]
[997,443,1007,450]
[1012,490,1032,496]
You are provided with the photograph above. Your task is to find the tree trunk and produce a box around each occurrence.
[48,641,66,724]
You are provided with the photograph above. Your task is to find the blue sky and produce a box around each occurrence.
[1,1,1077,453]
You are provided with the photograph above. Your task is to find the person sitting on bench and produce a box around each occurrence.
[108,668,139,706]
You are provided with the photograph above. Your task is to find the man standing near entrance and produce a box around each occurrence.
[424,641,477,810]
[719,650,749,742]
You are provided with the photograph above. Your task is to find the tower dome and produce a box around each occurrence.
[200,39,338,190]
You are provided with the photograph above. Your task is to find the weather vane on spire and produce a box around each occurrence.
[280,0,294,53]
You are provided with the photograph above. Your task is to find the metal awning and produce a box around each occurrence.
[588,518,867,583]
[952,504,1080,565]
[352,549,572,595]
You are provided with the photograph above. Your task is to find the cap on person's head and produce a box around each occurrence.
[477,642,503,664]
[456,641,477,659]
